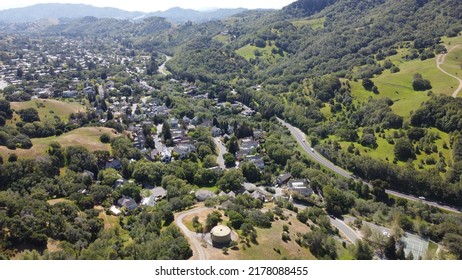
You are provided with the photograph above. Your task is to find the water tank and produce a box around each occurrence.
[210,225,232,245]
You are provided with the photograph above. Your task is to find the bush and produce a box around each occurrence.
[99,133,111,143]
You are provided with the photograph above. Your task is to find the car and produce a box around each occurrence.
[418,196,426,200]
[310,148,315,152]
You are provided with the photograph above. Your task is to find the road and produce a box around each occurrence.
[293,202,360,243]
[277,118,461,214]
[213,137,226,169]
[174,206,209,260]
[277,117,352,178]
[436,44,462,97]
[158,54,172,76]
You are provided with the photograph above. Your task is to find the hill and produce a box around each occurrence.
[0,3,143,22]
[0,4,247,24]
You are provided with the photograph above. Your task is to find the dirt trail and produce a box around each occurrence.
[436,45,462,97]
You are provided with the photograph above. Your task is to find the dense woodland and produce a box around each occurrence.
[1,0,462,260]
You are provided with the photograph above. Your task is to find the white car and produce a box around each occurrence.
[310,148,315,152]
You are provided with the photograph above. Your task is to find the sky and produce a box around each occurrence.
[0,0,297,12]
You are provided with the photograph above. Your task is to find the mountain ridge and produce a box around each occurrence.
[0,3,248,23]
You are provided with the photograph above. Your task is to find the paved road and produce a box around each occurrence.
[278,118,461,214]
[213,137,226,169]
[293,202,360,243]
[174,206,209,260]
[277,118,352,178]
[158,54,172,76]
[329,217,361,243]
[436,45,462,97]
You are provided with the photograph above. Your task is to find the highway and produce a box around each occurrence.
[277,118,461,214]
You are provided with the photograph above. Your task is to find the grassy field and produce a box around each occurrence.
[8,99,85,125]
[47,198,73,205]
[350,47,459,119]
[0,126,119,159]
[327,126,450,170]
[291,17,326,29]
[212,34,230,44]
[236,207,316,260]
[440,46,462,80]
[236,42,285,64]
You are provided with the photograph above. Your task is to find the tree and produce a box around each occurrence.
[384,236,397,260]
[323,186,355,216]
[394,138,415,161]
[97,168,120,186]
[99,133,111,143]
[227,135,239,155]
[205,211,222,231]
[240,162,260,183]
[223,153,236,168]
[362,78,375,91]
[161,122,173,146]
[18,108,40,123]
[218,169,244,192]
[353,240,374,260]
[412,73,432,91]
[227,210,245,229]
[0,99,13,119]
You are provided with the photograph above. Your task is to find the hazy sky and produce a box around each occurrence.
[0,0,297,12]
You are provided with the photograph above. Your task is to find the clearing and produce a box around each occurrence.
[0,126,119,159]
[8,98,84,125]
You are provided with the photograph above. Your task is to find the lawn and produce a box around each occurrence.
[0,126,119,159]
[9,98,85,125]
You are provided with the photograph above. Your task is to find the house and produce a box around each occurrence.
[195,190,215,201]
[288,179,313,196]
[151,187,167,201]
[82,170,95,180]
[276,173,292,186]
[117,196,138,210]
[245,155,265,169]
[113,178,127,188]
[110,205,122,216]
[141,196,156,207]
[173,145,194,159]
[105,158,122,170]
[170,118,179,128]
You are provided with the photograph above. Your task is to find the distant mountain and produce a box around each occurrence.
[0,3,247,23]
[145,7,248,23]
[0,3,143,22]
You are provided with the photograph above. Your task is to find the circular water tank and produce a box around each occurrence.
[211,225,232,245]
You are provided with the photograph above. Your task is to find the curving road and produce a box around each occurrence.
[158,54,172,76]
[293,202,360,243]
[174,206,209,260]
[436,45,462,98]
[277,118,461,214]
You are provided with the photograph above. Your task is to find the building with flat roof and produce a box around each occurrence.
[288,179,313,196]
